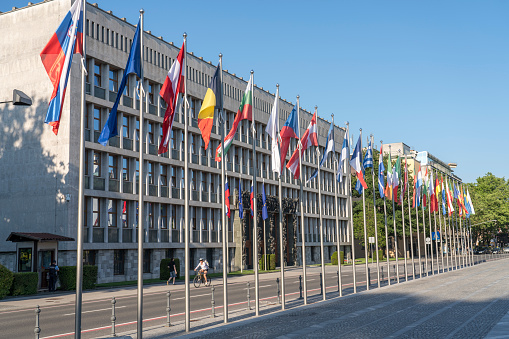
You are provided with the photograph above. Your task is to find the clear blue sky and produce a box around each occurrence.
[4,0,508,183]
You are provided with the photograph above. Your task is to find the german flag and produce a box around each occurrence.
[198,65,222,149]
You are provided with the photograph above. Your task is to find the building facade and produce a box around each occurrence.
[0,0,353,284]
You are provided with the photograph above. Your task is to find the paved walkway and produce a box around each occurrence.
[108,257,509,339]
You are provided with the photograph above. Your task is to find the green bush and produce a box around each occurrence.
[0,264,14,299]
[331,251,344,265]
[160,258,180,280]
[10,272,38,296]
[58,266,97,291]
[259,254,276,270]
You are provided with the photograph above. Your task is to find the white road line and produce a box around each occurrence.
[63,306,126,316]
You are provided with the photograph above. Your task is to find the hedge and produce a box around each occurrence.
[259,254,276,270]
[160,258,180,280]
[331,251,344,265]
[0,264,14,299]
[58,266,98,290]
[10,272,38,296]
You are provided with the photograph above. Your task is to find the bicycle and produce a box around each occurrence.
[193,271,211,288]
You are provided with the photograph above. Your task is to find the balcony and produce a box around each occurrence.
[211,193,217,203]
[122,229,132,243]
[228,231,233,242]
[93,177,105,190]
[94,130,101,143]
[122,95,132,107]
[201,156,208,166]
[227,162,232,171]
[84,176,90,189]
[235,164,240,172]
[172,187,181,199]
[201,230,209,243]
[108,228,119,243]
[161,230,169,242]
[191,119,198,128]
[241,134,246,143]
[149,230,158,242]
[262,139,266,149]
[94,86,106,100]
[160,186,168,198]
[148,144,158,155]
[123,181,133,194]
[174,113,180,123]
[172,230,180,243]
[109,136,120,148]
[109,90,117,103]
[211,231,218,242]
[192,190,198,200]
[201,191,208,202]
[148,104,157,115]
[109,179,120,192]
[263,170,267,178]
[148,184,157,197]
[192,154,198,164]
[192,230,200,242]
[159,107,165,118]
[85,129,91,142]
[242,165,247,174]
[172,149,179,160]
[123,138,133,151]
[92,228,104,243]
[86,82,91,94]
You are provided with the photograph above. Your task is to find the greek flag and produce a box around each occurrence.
[363,139,373,169]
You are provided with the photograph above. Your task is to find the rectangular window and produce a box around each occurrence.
[135,160,139,184]
[93,106,101,131]
[84,196,89,227]
[107,199,117,227]
[114,249,125,275]
[93,151,101,177]
[170,205,176,229]
[106,29,109,44]
[160,205,167,229]
[123,75,130,96]
[109,69,118,92]
[96,24,99,40]
[160,165,167,186]
[85,105,89,129]
[191,170,196,191]
[109,155,118,179]
[94,64,101,86]
[143,249,151,273]
[148,122,154,144]
[148,82,154,104]
[122,200,128,228]
[148,203,154,229]
[83,250,96,266]
[93,197,100,227]
[148,162,154,185]
[18,248,32,272]
[122,158,130,181]
[171,166,176,188]
[122,116,130,138]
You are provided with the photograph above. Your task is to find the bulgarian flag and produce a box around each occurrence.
[215,74,253,161]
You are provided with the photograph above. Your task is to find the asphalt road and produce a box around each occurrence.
[0,254,488,339]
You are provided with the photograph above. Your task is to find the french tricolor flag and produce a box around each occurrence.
[158,41,185,154]
[286,111,318,179]
[40,0,83,135]
[350,135,368,189]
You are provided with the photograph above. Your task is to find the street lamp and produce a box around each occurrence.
[0,89,32,106]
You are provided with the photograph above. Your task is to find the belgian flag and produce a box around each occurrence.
[198,65,222,149]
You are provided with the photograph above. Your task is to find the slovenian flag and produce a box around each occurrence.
[287,111,318,179]
[159,41,186,154]
[40,0,83,135]
[350,135,368,189]
[279,104,300,171]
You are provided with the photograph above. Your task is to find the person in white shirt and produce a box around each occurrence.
[194,258,209,284]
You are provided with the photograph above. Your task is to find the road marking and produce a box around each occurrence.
[173,293,210,300]
[63,306,126,316]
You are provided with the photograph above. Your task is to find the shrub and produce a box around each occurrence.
[331,251,344,265]
[10,272,38,296]
[160,258,180,280]
[58,266,97,291]
[0,264,14,299]
[259,254,276,270]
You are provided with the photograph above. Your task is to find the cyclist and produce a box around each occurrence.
[194,258,209,284]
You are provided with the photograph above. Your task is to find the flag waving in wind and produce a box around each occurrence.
[378,144,385,198]
[308,120,334,183]
[159,41,186,154]
[198,65,222,150]
[363,139,373,169]
[287,111,318,179]
[337,126,349,182]
[225,176,231,217]
[40,0,83,135]
[350,135,368,189]
[99,19,142,145]
[279,104,299,171]
[262,183,268,220]
[266,86,281,175]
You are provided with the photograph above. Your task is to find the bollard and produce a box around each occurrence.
[276,278,281,304]
[319,272,323,295]
[381,266,384,282]
[337,271,340,292]
[367,267,371,286]
[298,275,303,300]
[166,291,171,327]
[211,286,215,318]
[393,265,396,281]
[247,282,251,310]
[34,305,41,339]
[111,297,116,337]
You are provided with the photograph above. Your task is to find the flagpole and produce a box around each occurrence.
[275,84,285,310]
[389,145,399,283]
[382,142,390,285]
[415,161,422,278]
[75,0,86,336]
[406,154,415,280]
[334,126,343,296]
[399,150,407,281]
[240,173,244,273]
[315,107,326,301]
[428,198,434,275]
[136,10,145,338]
[346,123,357,293]
[371,135,380,288]
[360,129,369,290]
[250,71,260,316]
[433,193,439,274]
[218,53,228,324]
[182,32,191,333]
[421,194,428,276]
[437,171,444,273]
[297,95,307,304]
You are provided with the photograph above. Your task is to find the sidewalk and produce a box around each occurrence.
[106,257,509,339]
